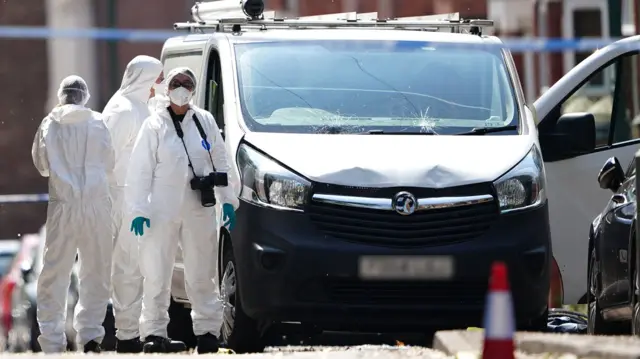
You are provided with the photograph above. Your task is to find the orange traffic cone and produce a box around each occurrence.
[482,261,515,359]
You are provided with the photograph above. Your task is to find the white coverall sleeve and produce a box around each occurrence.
[207,112,240,210]
[31,118,50,177]
[125,118,158,219]
[103,123,116,173]
[104,109,136,165]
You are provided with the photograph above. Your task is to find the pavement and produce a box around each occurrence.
[434,329,640,359]
[0,346,450,358]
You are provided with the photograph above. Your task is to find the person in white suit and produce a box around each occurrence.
[32,75,114,353]
[102,55,163,353]
[126,67,239,354]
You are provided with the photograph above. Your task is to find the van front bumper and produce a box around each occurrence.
[232,199,550,331]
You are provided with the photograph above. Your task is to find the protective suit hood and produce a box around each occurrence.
[49,105,94,124]
[114,55,163,103]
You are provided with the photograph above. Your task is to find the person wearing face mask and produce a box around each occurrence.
[126,67,239,354]
[32,75,114,353]
[102,55,163,353]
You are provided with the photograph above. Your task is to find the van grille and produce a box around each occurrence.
[307,184,499,246]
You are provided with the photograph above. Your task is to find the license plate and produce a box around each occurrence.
[358,255,454,280]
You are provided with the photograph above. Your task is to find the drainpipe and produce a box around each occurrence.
[342,0,358,13]
[536,0,550,95]
[45,0,99,110]
[377,0,392,19]
[107,0,119,102]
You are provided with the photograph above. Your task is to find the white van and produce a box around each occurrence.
[160,1,638,353]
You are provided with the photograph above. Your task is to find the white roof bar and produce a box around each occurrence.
[174,17,494,33]
[396,12,460,21]
[356,12,378,21]
[297,12,357,21]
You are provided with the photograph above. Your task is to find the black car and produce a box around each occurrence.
[588,156,640,334]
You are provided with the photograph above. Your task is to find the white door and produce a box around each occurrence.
[537,49,640,304]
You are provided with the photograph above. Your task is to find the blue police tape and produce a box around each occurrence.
[0,193,49,203]
[0,25,638,52]
[0,26,176,42]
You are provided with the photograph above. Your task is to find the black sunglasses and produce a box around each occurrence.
[168,79,194,91]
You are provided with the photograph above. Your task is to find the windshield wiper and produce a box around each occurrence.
[366,129,437,135]
[455,125,518,135]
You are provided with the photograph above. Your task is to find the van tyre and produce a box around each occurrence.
[220,243,265,353]
[588,249,628,334]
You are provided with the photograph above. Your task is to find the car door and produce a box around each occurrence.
[598,161,637,307]
[534,39,640,304]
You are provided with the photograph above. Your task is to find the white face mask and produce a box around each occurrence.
[168,87,193,107]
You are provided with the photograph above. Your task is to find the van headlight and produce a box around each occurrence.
[493,146,546,213]
[236,143,311,211]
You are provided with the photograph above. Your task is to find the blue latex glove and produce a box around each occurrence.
[130,216,150,236]
[222,203,236,231]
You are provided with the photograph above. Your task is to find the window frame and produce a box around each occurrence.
[205,47,226,137]
[540,52,640,162]
[562,0,611,96]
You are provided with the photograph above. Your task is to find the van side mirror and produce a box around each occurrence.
[539,112,596,161]
[597,157,625,192]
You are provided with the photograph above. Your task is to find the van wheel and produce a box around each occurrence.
[588,249,628,334]
[220,243,265,353]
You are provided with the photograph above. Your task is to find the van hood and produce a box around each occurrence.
[242,133,535,188]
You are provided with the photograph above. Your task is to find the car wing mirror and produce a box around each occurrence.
[597,156,625,192]
[540,112,596,161]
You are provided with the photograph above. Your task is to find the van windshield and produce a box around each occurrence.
[234,40,519,134]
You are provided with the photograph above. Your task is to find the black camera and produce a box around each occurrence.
[190,172,229,207]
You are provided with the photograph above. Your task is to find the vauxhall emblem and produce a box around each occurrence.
[393,191,417,216]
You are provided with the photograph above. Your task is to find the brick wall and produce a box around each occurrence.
[271,0,486,18]
[94,0,193,109]
[0,1,49,239]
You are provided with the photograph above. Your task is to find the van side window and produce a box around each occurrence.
[548,52,640,151]
[613,54,640,144]
[162,51,204,86]
[205,49,224,137]
[560,62,615,148]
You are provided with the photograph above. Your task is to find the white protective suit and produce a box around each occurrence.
[32,75,115,353]
[126,68,240,340]
[102,55,163,341]
[147,82,168,113]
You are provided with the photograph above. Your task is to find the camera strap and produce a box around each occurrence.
[170,111,218,178]
[171,119,199,179]
[190,114,217,172]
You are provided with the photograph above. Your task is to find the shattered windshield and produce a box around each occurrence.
[234,40,518,134]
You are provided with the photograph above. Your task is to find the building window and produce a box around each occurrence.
[563,0,610,96]
[573,9,603,86]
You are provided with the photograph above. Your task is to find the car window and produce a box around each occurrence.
[614,53,640,145]
[560,62,615,147]
[560,53,640,148]
[234,40,518,134]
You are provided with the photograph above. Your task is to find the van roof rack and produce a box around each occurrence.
[174,17,494,35]
[176,1,493,35]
